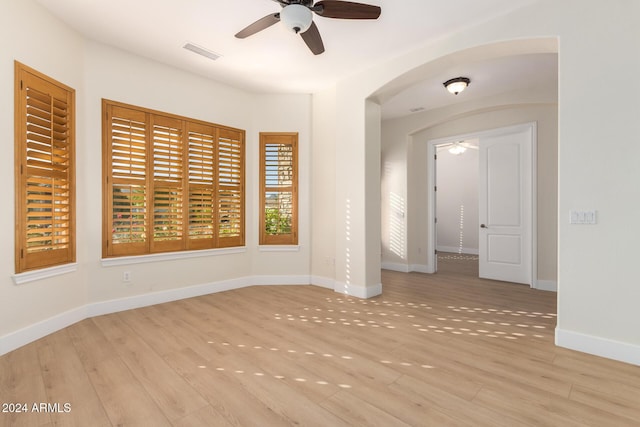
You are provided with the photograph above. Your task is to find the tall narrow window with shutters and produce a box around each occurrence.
[259,132,298,245]
[102,99,245,257]
[14,62,76,273]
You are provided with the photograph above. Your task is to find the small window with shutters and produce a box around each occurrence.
[259,132,298,245]
[14,62,76,273]
[102,99,245,257]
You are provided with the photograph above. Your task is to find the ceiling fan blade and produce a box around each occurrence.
[314,1,381,19]
[235,13,280,39]
[300,21,325,55]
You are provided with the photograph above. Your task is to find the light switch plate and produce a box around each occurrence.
[570,210,597,224]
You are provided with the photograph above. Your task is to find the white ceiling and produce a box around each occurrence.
[36,0,554,119]
[382,53,558,120]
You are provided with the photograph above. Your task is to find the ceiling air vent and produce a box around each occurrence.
[183,42,222,61]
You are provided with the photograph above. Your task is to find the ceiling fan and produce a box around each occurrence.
[235,0,382,55]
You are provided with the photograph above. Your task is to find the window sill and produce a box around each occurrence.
[101,246,247,267]
[258,245,301,252]
[12,263,78,285]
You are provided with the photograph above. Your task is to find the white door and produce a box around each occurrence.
[478,125,533,285]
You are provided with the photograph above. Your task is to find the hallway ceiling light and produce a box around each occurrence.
[443,77,470,95]
[448,141,467,155]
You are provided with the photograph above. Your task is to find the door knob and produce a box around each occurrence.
[480,224,488,228]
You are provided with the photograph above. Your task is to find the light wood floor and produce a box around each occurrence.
[2,257,640,426]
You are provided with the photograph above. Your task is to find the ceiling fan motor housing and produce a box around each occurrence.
[281,4,313,33]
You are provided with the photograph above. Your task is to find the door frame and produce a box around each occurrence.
[426,122,538,288]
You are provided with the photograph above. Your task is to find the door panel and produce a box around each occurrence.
[479,125,532,285]
[487,234,521,264]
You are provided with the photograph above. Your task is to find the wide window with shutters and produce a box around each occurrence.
[259,132,298,245]
[14,62,76,273]
[102,99,245,257]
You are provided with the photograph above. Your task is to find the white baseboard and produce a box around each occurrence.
[250,275,311,286]
[410,264,434,274]
[382,263,434,274]
[436,246,479,255]
[381,262,409,273]
[87,277,252,318]
[556,328,640,366]
[310,275,335,290]
[1,275,324,357]
[0,306,86,356]
[334,281,382,299]
[534,280,557,292]
[88,274,314,318]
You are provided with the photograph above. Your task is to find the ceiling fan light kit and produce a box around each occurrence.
[444,77,470,95]
[235,0,382,55]
[281,4,313,33]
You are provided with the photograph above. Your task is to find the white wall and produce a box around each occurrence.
[317,0,640,364]
[310,87,337,287]
[1,0,313,354]
[82,42,253,305]
[249,94,312,277]
[435,146,479,254]
[0,0,87,343]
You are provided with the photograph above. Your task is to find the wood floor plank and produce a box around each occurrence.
[472,385,587,427]
[86,355,171,426]
[332,374,466,426]
[389,374,531,427]
[568,384,640,424]
[214,352,351,427]
[171,404,235,427]
[92,313,210,422]
[163,348,291,426]
[0,344,51,427]
[116,306,189,358]
[66,318,120,371]
[320,390,412,427]
[36,330,111,427]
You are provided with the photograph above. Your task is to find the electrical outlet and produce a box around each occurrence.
[123,271,132,282]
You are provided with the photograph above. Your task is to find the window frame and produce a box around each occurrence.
[14,61,76,274]
[102,99,245,258]
[259,132,298,245]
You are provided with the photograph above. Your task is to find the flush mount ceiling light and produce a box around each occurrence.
[443,77,470,95]
[280,4,313,33]
[448,141,467,155]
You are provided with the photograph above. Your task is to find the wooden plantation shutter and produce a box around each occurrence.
[15,62,76,273]
[187,123,216,249]
[103,104,149,256]
[103,99,244,257]
[151,116,185,252]
[218,129,245,247]
[259,132,298,245]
